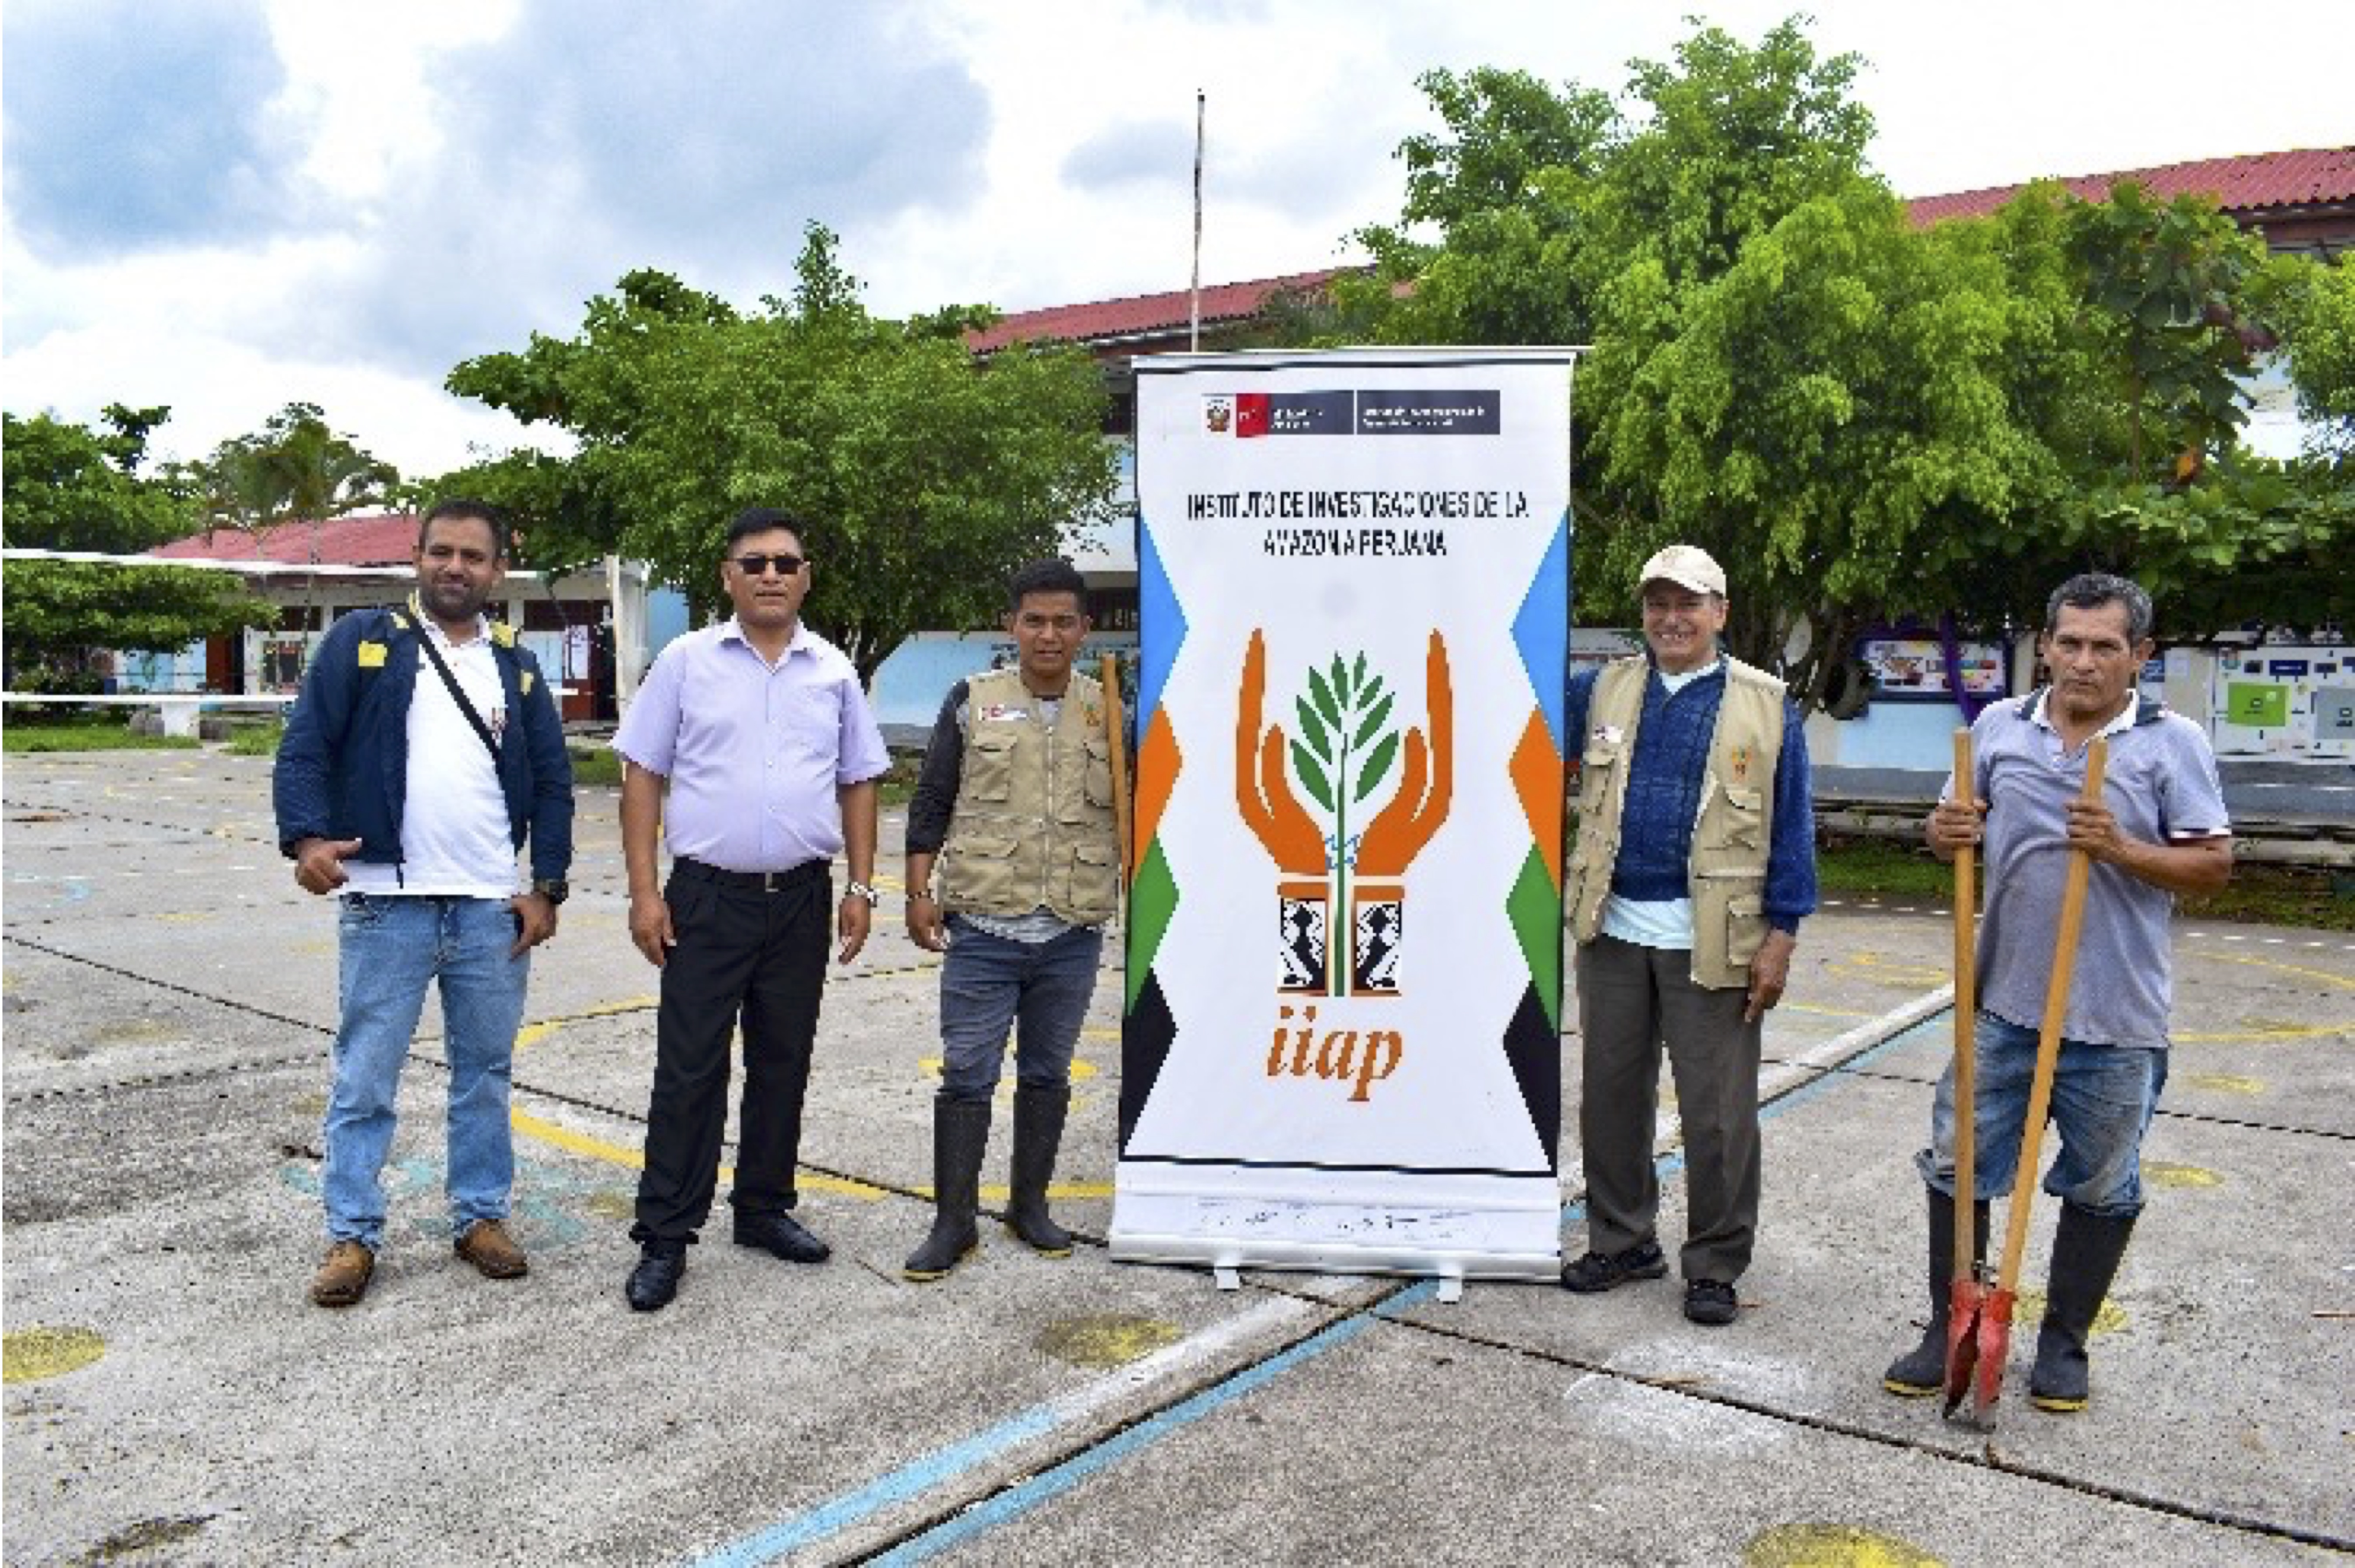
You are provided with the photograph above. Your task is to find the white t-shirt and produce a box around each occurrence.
[342,618,519,898]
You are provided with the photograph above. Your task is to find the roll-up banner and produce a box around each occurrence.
[1115,348,1577,1283]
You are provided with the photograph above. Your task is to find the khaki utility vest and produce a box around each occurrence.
[1564,654,1786,989]
[938,668,1121,927]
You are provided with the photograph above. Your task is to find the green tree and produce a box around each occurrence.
[3,405,187,551]
[184,402,399,558]
[3,408,271,689]
[2268,255,2355,460]
[1330,17,2352,690]
[1333,65,1615,346]
[445,223,1119,678]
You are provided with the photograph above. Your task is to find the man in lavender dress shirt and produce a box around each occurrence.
[613,508,889,1312]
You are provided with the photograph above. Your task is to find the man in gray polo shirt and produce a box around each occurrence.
[1883,573,2231,1412]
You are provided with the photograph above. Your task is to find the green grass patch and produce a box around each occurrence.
[1817,836,2353,932]
[223,722,283,756]
[567,744,623,788]
[566,745,923,802]
[2,719,199,753]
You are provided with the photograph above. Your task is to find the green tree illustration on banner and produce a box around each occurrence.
[1290,652,1402,996]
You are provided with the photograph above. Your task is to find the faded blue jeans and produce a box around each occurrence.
[1916,1011,2167,1219]
[936,917,1103,1103]
[323,894,529,1248]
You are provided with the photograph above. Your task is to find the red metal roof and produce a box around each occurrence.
[1907,146,2355,225]
[150,512,418,567]
[965,266,1360,354]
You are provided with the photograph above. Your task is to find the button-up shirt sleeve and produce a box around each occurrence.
[835,663,890,787]
[612,638,686,778]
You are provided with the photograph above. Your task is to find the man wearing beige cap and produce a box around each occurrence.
[1560,544,1815,1325]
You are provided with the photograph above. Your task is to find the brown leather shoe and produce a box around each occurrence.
[455,1219,528,1280]
[310,1241,375,1308]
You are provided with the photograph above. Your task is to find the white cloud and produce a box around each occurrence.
[5,0,2351,478]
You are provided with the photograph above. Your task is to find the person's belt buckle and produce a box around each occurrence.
[762,870,785,894]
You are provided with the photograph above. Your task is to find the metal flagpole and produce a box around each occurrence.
[1190,90,1205,351]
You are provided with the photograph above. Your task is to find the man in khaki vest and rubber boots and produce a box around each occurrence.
[902,559,1122,1280]
[1560,545,1816,1325]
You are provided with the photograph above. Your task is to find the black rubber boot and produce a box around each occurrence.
[2029,1202,2136,1413]
[1883,1187,1988,1396]
[903,1098,991,1282]
[1006,1082,1073,1256]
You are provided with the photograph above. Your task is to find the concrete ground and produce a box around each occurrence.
[4,750,2350,1568]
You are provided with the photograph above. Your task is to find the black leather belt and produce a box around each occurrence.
[671,857,826,893]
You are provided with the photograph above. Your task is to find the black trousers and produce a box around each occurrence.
[632,860,829,1244]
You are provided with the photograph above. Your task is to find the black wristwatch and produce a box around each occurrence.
[531,879,570,906]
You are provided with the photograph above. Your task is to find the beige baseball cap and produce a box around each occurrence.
[1638,544,1726,597]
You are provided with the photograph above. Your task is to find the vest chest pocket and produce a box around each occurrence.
[944,832,1021,910]
[964,728,1021,802]
[1705,782,1767,853]
[1568,739,1624,866]
[1721,891,1766,969]
[1066,839,1119,918]
[1082,735,1114,808]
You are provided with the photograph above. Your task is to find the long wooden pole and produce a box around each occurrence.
[1950,728,1978,1287]
[1972,734,2108,1422]
[1102,654,1133,887]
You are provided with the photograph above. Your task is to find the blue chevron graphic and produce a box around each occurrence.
[1510,511,1570,753]
[1136,514,1188,734]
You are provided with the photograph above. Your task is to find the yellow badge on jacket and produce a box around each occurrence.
[357,642,388,669]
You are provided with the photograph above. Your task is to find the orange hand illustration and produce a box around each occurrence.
[1357,631,1452,876]
[1237,630,1328,874]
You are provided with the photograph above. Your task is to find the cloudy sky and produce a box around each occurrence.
[4,0,2349,479]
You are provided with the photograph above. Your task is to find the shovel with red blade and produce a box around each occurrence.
[1945,733,2108,1426]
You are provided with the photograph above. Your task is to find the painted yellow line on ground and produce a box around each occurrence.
[512,997,658,1052]
[2190,949,2355,990]
[1826,953,1945,988]
[509,1109,890,1199]
[1783,1003,1874,1020]
[2176,1024,2351,1043]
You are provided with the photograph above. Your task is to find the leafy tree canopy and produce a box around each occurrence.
[1323,15,2351,697]
[3,406,272,686]
[442,223,1119,679]
[177,401,400,549]
[3,404,187,552]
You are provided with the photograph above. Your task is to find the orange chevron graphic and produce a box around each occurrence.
[1509,707,1562,887]
[1134,706,1182,856]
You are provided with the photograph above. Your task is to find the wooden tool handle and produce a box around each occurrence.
[1993,735,2108,1292]
[1101,654,1133,885]
[1951,727,1978,1282]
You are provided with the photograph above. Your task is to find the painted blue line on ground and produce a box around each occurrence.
[700,1001,1951,1566]
[868,1309,1394,1567]
[684,1403,1068,1568]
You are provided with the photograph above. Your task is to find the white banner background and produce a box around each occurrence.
[1114,348,1575,1280]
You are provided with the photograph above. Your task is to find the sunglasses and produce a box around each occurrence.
[730,553,806,576]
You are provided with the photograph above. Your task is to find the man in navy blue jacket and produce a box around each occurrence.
[274,500,573,1308]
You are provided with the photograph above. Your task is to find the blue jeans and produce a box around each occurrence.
[937,917,1103,1103]
[323,894,530,1247]
[1916,1011,2167,1218]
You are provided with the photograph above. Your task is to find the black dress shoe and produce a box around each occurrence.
[733,1210,830,1264]
[626,1245,686,1311]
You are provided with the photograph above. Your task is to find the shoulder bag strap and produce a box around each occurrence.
[414,627,502,764]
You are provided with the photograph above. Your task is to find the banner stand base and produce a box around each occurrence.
[1112,1232,1557,1297]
